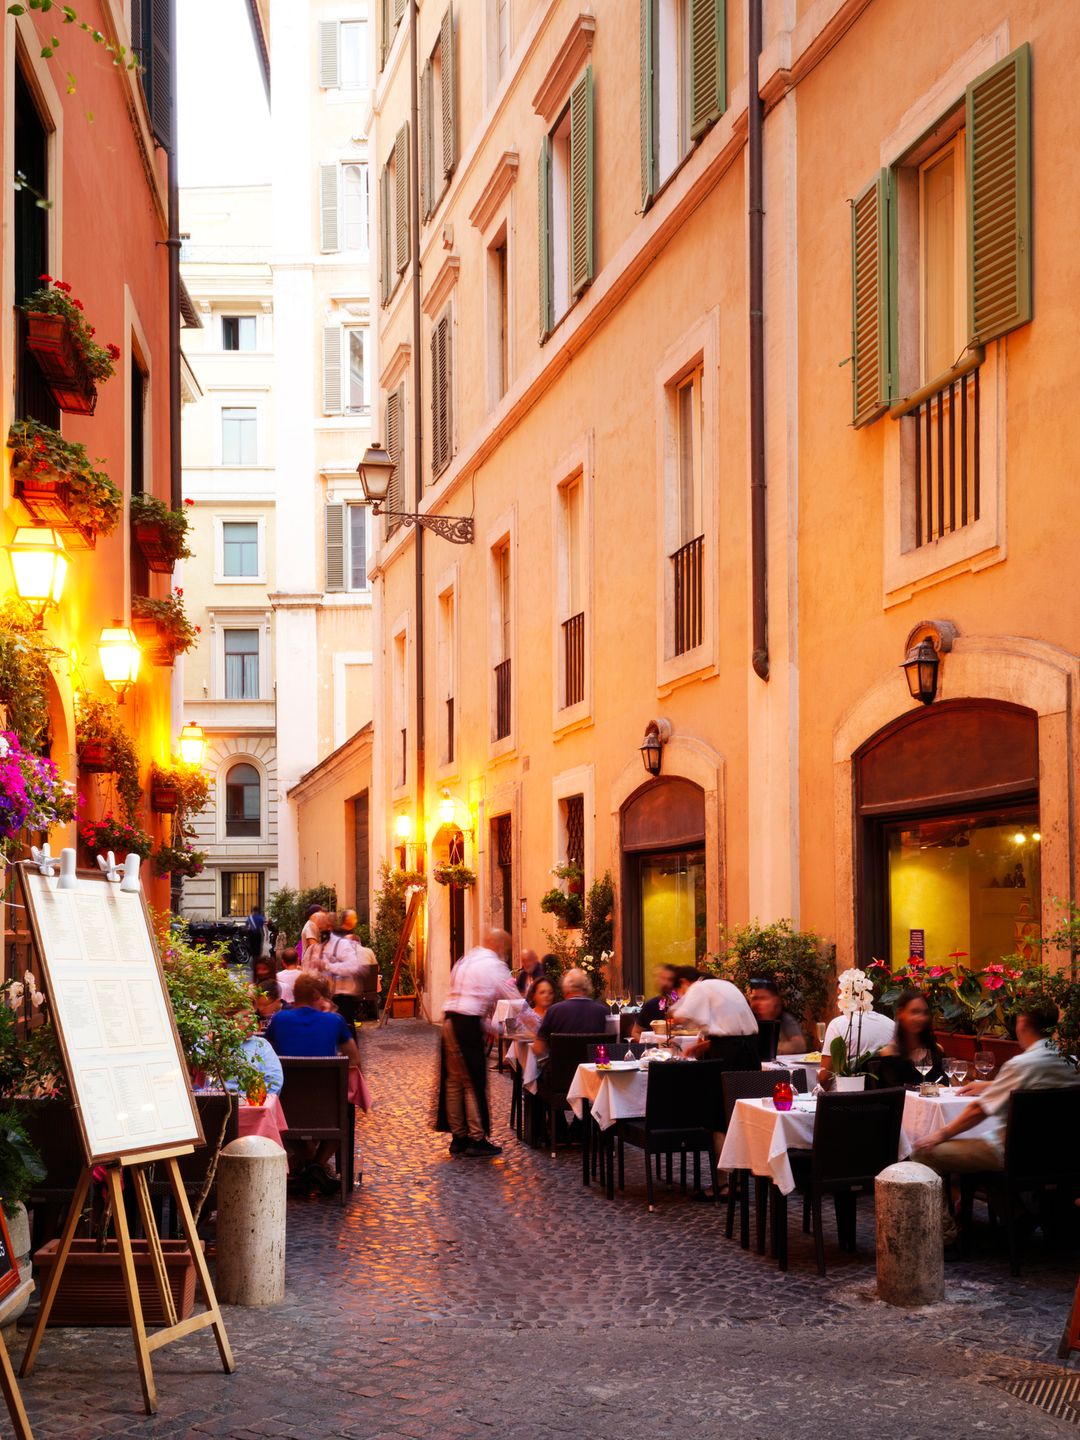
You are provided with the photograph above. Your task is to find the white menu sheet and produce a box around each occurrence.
[22,870,201,1162]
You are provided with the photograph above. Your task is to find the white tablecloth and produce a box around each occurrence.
[503,1038,541,1092]
[494,998,527,1026]
[567,1062,648,1130]
[900,1090,996,1154]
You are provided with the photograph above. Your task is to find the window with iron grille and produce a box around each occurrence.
[496,813,512,867]
[222,870,264,918]
[564,794,584,872]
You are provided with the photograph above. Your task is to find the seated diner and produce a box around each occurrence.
[866,990,946,1088]
[532,969,609,1056]
[747,977,807,1055]
[631,964,677,1041]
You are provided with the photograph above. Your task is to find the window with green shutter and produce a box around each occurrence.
[539,67,594,340]
[325,503,346,592]
[420,8,457,225]
[395,123,410,272]
[640,0,657,210]
[430,312,452,477]
[688,0,725,140]
[385,385,405,537]
[569,67,595,297]
[850,169,893,428]
[643,0,725,207]
[379,165,392,304]
[537,135,552,342]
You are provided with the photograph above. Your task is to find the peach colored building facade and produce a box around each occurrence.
[2,4,181,917]
[369,0,1080,1018]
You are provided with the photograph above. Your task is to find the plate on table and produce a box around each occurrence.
[602,1060,640,1071]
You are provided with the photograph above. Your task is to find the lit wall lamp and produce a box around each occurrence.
[97,623,141,702]
[900,620,957,707]
[639,718,672,778]
[439,791,456,827]
[395,813,413,841]
[5,527,68,625]
[178,722,206,767]
[357,443,474,544]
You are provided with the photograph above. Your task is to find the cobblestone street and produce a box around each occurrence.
[15,1024,1078,1439]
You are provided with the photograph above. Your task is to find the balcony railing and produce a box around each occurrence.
[562,612,585,708]
[672,534,704,656]
[494,658,511,741]
[894,358,981,548]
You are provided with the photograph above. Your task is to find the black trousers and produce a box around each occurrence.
[334,993,361,1031]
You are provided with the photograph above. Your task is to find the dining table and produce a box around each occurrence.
[237,1091,289,1148]
[567,1060,649,1131]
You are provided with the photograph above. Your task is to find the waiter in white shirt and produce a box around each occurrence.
[436,929,521,1158]
[669,967,760,1067]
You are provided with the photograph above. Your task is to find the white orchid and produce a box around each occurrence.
[0,736,9,760]
[5,982,23,1012]
[837,967,874,1016]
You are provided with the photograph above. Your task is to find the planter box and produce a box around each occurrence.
[33,1238,199,1326]
[132,616,176,668]
[935,1031,976,1062]
[150,780,180,814]
[984,1035,1022,1066]
[25,311,98,415]
[389,995,418,1019]
[13,471,96,550]
[133,520,178,575]
[78,739,113,773]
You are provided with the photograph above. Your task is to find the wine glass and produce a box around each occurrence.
[815,1022,827,1047]
[914,1055,933,1086]
[635,994,645,1008]
[951,1057,970,1086]
[974,1050,995,1080]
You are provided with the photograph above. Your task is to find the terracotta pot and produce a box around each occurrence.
[24,311,98,415]
[132,615,176,668]
[78,738,113,773]
[934,1031,977,1062]
[133,520,178,575]
[389,995,417,1019]
[151,780,180,814]
[33,1237,199,1326]
[983,1034,1022,1066]
[13,470,96,550]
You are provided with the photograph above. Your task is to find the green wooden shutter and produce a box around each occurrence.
[431,314,451,476]
[393,0,406,21]
[689,0,725,140]
[322,326,342,414]
[850,168,893,427]
[538,134,552,342]
[325,502,346,592]
[640,0,656,210]
[569,67,595,296]
[319,163,340,252]
[441,4,457,179]
[379,0,388,68]
[319,21,339,87]
[395,123,410,272]
[386,387,404,536]
[421,62,433,220]
[379,166,391,303]
[966,42,1032,345]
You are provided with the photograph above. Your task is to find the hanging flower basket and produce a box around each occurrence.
[432,861,476,888]
[78,738,113,774]
[8,420,122,551]
[131,494,194,575]
[150,778,180,813]
[132,593,200,669]
[24,312,98,415]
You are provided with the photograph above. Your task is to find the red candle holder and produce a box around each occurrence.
[773,1080,794,1112]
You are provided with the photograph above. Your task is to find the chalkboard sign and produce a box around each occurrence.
[0,1209,21,1305]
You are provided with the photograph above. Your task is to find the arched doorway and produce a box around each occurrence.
[854,700,1040,968]
[620,778,707,993]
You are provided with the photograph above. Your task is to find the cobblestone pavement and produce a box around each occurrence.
[13,1023,1079,1439]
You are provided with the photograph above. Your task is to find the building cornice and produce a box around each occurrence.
[421,255,460,319]
[288,724,373,800]
[532,12,596,123]
[759,0,875,111]
[468,150,520,232]
[379,340,412,391]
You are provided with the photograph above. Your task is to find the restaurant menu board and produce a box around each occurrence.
[19,867,203,1165]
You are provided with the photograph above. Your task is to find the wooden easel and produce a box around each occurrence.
[21,1146,235,1415]
[1059,1273,1080,1360]
[0,1206,33,1439]
[379,889,424,1025]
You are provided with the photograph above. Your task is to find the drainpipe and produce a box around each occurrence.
[749,0,768,682]
[409,0,426,869]
[166,0,182,510]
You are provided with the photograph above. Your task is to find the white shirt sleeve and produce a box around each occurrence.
[671,984,710,1029]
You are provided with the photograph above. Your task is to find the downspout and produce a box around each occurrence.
[409,1,427,899]
[166,0,182,509]
[749,0,768,681]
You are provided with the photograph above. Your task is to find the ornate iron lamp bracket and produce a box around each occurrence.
[372,508,475,544]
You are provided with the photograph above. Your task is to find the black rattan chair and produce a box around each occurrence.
[773,1087,905,1273]
[755,1021,781,1062]
[278,1056,354,1206]
[537,1033,609,1169]
[615,1061,726,1211]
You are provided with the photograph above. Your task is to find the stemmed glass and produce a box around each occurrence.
[951,1057,970,1086]
[974,1050,995,1080]
[914,1055,933,1086]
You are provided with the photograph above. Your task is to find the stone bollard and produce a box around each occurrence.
[875,1161,945,1307]
[215,1135,287,1306]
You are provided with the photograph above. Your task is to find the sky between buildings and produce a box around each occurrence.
[177,0,271,187]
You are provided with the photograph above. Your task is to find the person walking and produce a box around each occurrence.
[319,909,375,1031]
[436,929,520,1157]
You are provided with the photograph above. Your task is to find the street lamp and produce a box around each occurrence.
[178,722,206,767]
[97,624,141,702]
[5,527,67,624]
[640,732,663,777]
[357,443,475,544]
[901,638,940,706]
[395,813,413,841]
[439,791,456,827]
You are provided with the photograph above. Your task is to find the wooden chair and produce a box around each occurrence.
[278,1056,354,1206]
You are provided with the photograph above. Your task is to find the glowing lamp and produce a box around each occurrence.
[6,527,67,621]
[178,722,206,767]
[97,624,141,701]
[395,813,412,840]
[439,791,455,827]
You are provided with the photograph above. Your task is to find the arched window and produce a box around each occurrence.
[225,762,261,838]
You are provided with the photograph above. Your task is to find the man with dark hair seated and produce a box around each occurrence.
[915,999,1080,1175]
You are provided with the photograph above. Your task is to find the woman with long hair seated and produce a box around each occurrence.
[868,990,946,1088]
[517,977,557,1035]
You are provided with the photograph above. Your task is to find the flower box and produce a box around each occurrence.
[150,779,180,813]
[13,472,96,550]
[388,994,418,1019]
[78,739,113,773]
[934,1031,976,1062]
[24,311,98,415]
[32,1237,199,1326]
[132,615,176,668]
[134,520,178,575]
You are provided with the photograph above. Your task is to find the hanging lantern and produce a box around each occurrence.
[97,624,141,701]
[178,722,206,767]
[5,527,68,622]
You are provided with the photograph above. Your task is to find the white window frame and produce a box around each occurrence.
[487,510,516,757]
[338,19,369,91]
[220,313,259,353]
[209,608,272,702]
[341,161,370,254]
[917,134,967,389]
[214,514,266,585]
[390,612,411,798]
[345,501,371,591]
[549,103,572,325]
[552,764,595,883]
[215,754,268,845]
[435,564,460,778]
[486,221,512,410]
[218,401,262,467]
[550,433,594,736]
[343,324,371,414]
[654,309,719,691]
[656,0,691,185]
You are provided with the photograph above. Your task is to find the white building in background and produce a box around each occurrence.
[179,2,375,922]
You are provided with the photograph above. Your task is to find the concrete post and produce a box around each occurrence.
[875,1161,945,1307]
[215,1135,287,1306]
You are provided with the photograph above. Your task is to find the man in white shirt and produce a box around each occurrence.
[670,967,759,1065]
[437,930,520,1158]
[915,999,1080,1172]
[816,1007,895,1087]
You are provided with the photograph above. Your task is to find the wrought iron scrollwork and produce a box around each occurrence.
[373,509,475,544]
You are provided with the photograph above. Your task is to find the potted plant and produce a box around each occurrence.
[152,839,206,878]
[710,918,835,1040]
[131,591,200,667]
[267,884,338,949]
[0,1103,46,1326]
[540,861,585,929]
[149,761,180,813]
[131,493,194,575]
[80,814,153,861]
[432,861,476,888]
[19,276,120,415]
[7,419,122,549]
[828,968,882,1091]
[74,692,142,820]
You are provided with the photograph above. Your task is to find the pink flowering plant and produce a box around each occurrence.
[0,732,80,847]
[21,276,121,383]
[868,950,1050,1037]
[152,839,206,879]
[80,813,153,861]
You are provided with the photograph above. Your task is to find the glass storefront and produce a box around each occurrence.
[639,849,706,971]
[885,807,1041,968]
